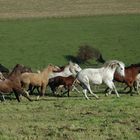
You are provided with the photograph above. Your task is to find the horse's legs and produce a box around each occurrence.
[15,89,32,101]
[105,81,120,97]
[71,85,80,93]
[13,91,20,102]
[86,84,99,99]
[51,86,57,95]
[37,84,46,100]
[28,84,34,94]
[29,85,40,95]
[105,88,113,96]
[41,84,46,96]
[135,81,140,94]
[22,90,32,101]
[0,93,6,101]
[124,85,129,91]
[71,79,80,93]
[83,89,90,100]
[104,87,110,93]
[81,77,98,99]
[67,85,71,97]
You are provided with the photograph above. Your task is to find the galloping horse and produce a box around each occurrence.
[110,63,140,95]
[20,64,60,99]
[77,60,125,100]
[50,61,82,78]
[0,64,32,102]
[48,75,77,97]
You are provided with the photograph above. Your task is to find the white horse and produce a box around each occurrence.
[135,73,140,94]
[77,60,125,100]
[49,61,82,78]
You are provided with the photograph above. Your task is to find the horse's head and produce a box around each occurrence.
[69,61,82,75]
[115,61,125,77]
[21,66,32,73]
[47,64,61,72]
[105,60,125,77]
[9,64,31,77]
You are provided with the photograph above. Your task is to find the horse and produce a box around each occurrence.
[49,61,82,78]
[135,73,140,94]
[20,64,60,99]
[48,75,79,97]
[105,63,140,95]
[77,60,125,100]
[0,64,32,102]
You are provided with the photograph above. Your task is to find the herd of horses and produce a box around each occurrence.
[0,60,140,102]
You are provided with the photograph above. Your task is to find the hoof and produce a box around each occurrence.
[36,96,40,100]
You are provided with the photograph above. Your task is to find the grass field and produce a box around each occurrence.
[0,14,140,69]
[0,0,140,139]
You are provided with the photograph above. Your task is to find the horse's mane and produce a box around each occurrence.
[42,64,57,72]
[103,60,124,68]
[52,64,69,73]
[9,64,21,74]
[8,64,25,77]
[126,63,140,68]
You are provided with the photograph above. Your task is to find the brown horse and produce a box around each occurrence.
[20,64,60,98]
[105,63,140,95]
[0,64,32,102]
[48,75,77,97]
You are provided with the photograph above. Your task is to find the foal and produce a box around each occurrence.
[48,75,77,97]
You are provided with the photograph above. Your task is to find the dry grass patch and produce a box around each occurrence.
[0,0,140,19]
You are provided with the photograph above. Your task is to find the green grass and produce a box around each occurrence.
[0,14,140,70]
[0,94,140,140]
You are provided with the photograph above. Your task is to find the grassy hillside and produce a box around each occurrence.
[0,0,140,18]
[0,14,140,69]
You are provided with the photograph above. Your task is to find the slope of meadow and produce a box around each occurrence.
[0,15,139,69]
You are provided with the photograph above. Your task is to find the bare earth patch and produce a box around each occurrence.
[0,0,140,19]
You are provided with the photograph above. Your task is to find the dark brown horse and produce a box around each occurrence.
[0,64,32,102]
[105,63,140,95]
[48,75,76,97]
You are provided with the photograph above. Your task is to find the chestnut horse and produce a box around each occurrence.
[105,63,140,95]
[20,64,60,99]
[0,64,32,102]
